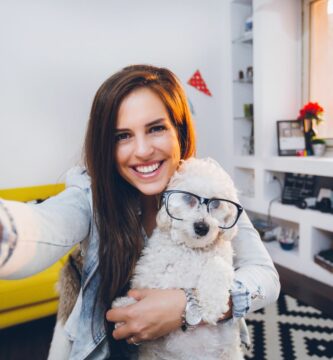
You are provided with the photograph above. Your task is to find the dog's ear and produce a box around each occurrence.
[156,205,172,231]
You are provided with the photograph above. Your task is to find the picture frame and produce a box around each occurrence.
[276,120,306,156]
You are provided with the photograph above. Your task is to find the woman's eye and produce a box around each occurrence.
[150,125,167,133]
[115,132,130,142]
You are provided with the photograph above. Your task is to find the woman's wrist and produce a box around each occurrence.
[180,288,202,331]
[230,280,251,318]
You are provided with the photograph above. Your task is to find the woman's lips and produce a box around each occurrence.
[131,161,164,178]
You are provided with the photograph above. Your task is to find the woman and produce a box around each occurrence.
[0,65,280,359]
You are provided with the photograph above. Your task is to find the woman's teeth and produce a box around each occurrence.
[135,162,161,174]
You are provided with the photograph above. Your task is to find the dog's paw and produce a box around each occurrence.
[112,296,137,309]
[197,256,234,324]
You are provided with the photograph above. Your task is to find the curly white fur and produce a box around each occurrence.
[113,157,244,360]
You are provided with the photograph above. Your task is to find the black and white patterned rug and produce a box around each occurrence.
[244,292,333,360]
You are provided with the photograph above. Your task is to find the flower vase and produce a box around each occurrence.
[313,144,326,157]
[303,118,317,156]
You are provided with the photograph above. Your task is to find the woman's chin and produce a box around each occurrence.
[138,183,166,196]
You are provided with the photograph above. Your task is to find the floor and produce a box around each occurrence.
[0,264,332,360]
[0,315,56,360]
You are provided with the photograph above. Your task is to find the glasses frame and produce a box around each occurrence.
[161,190,243,229]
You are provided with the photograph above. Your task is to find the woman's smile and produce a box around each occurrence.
[132,160,164,177]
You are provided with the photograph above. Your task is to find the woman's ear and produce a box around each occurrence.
[156,206,172,231]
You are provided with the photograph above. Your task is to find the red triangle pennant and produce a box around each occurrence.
[187,70,212,96]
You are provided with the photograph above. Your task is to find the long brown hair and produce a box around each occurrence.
[84,64,196,352]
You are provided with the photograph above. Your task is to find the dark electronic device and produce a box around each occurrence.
[282,173,317,205]
[316,197,332,213]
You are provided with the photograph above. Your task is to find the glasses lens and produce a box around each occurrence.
[208,200,238,228]
[167,192,199,220]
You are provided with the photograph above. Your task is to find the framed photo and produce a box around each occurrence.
[277,120,306,156]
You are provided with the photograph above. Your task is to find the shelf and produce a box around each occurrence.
[234,116,253,121]
[263,156,333,177]
[233,155,256,168]
[229,1,333,288]
[265,239,333,286]
[232,32,253,44]
[241,198,333,230]
[232,0,252,5]
[270,202,333,227]
[264,240,299,265]
[233,79,253,84]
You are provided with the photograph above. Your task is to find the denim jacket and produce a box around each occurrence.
[0,167,280,359]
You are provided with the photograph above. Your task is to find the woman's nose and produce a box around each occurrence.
[134,136,154,158]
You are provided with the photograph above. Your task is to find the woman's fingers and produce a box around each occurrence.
[126,336,141,346]
[106,288,186,342]
[112,322,133,340]
[106,306,130,323]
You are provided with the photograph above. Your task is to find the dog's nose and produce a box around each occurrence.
[194,221,209,236]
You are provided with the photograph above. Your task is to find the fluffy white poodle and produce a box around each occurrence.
[113,157,244,360]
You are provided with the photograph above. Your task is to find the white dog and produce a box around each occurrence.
[113,157,244,360]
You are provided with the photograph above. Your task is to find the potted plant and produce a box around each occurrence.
[297,102,324,155]
[311,137,326,157]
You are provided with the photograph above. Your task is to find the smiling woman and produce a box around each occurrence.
[0,64,280,360]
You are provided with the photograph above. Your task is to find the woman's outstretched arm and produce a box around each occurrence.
[0,167,91,279]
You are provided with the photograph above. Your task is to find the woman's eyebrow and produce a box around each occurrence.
[115,118,166,132]
[145,118,166,127]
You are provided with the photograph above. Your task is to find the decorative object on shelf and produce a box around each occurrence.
[281,173,317,205]
[244,15,253,33]
[311,137,326,157]
[242,123,254,155]
[282,174,333,214]
[246,66,253,81]
[243,103,253,118]
[296,196,316,209]
[238,70,244,80]
[187,70,212,96]
[235,69,252,83]
[315,188,333,213]
[278,227,298,251]
[297,102,324,156]
[252,218,279,242]
[323,137,333,157]
[314,249,333,273]
[276,120,306,156]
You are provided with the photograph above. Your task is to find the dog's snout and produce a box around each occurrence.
[194,221,209,236]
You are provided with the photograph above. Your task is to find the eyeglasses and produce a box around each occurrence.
[161,190,243,229]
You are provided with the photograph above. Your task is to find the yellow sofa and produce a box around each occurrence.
[0,184,69,329]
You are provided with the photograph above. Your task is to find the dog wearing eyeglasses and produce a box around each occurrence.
[112,157,244,360]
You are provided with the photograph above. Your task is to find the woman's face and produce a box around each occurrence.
[115,87,181,196]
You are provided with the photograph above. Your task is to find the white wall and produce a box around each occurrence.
[253,0,302,156]
[0,0,232,188]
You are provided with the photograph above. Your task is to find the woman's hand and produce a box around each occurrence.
[106,288,186,344]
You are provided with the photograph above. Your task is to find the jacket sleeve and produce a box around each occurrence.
[0,167,92,279]
[233,211,281,313]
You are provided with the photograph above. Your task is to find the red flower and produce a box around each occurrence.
[298,102,324,121]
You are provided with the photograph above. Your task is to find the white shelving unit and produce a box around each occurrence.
[230,0,333,287]
[231,0,254,159]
